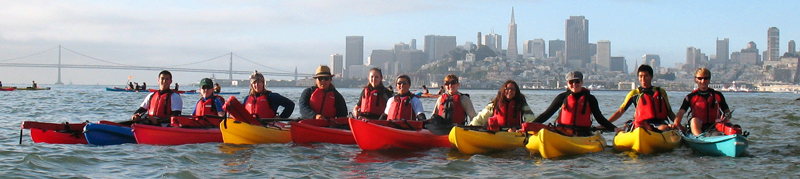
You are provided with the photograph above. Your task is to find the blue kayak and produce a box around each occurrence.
[83,123,136,145]
[682,133,749,157]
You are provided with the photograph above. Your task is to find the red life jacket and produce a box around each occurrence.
[194,95,224,116]
[491,100,522,127]
[244,94,276,118]
[309,88,338,119]
[147,90,174,119]
[359,87,387,117]
[558,92,592,127]
[438,93,467,125]
[387,95,416,121]
[689,89,722,124]
[634,87,669,124]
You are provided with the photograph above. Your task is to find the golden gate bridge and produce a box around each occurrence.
[0,46,311,84]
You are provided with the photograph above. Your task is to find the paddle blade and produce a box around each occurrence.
[224,96,263,126]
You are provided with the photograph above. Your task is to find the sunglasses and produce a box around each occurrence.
[444,80,458,85]
[504,87,516,91]
[568,80,582,84]
[696,77,710,80]
[316,77,331,81]
[396,81,409,85]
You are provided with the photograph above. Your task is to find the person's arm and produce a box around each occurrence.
[672,95,692,127]
[214,98,226,117]
[520,102,535,123]
[587,95,617,130]
[298,87,317,119]
[411,97,425,120]
[271,93,295,118]
[170,93,182,116]
[717,92,731,114]
[460,95,478,119]
[470,103,494,126]
[383,97,394,116]
[334,90,348,118]
[533,92,568,123]
[660,88,676,120]
[607,90,638,123]
[353,89,365,117]
[431,97,442,116]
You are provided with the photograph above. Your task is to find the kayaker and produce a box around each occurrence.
[243,71,295,119]
[127,82,134,90]
[130,70,183,125]
[299,65,347,119]
[432,74,477,125]
[134,82,140,90]
[141,82,146,90]
[32,81,37,88]
[414,85,429,97]
[529,71,621,136]
[174,83,179,91]
[470,80,535,130]
[379,74,425,121]
[608,65,676,131]
[673,68,731,136]
[193,78,226,117]
[214,83,221,93]
[353,68,392,120]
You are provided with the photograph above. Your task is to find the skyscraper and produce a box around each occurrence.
[532,39,546,60]
[331,54,343,77]
[642,54,660,69]
[768,27,780,61]
[716,38,729,68]
[549,39,565,62]
[566,16,589,67]
[522,40,533,59]
[596,40,611,71]
[424,35,457,63]
[483,32,502,53]
[507,8,518,60]
[789,40,796,55]
[346,36,364,78]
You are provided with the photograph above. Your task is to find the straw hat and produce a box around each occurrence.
[313,65,334,78]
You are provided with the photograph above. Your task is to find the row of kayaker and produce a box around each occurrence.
[125,64,732,138]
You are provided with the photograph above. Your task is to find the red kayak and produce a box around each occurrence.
[349,118,451,150]
[147,89,196,94]
[0,87,16,91]
[21,121,88,144]
[290,118,355,144]
[132,116,223,145]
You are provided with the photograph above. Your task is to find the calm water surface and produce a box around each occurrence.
[1,85,799,178]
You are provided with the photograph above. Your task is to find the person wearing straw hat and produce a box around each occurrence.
[299,65,347,119]
[242,71,295,119]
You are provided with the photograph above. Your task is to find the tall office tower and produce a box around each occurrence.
[789,40,796,55]
[410,39,417,50]
[716,38,729,68]
[369,49,394,68]
[768,27,780,61]
[483,32,502,53]
[396,50,426,74]
[609,56,627,73]
[477,32,482,46]
[532,39,546,60]
[394,42,410,54]
[686,47,697,69]
[424,35,457,63]
[346,36,364,78]
[522,40,532,59]
[331,54,343,77]
[740,41,760,65]
[595,40,611,71]
[549,39,565,58]
[506,8,518,60]
[642,54,661,69]
[565,16,589,67]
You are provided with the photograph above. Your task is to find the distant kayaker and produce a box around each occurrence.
[193,78,226,117]
[0,81,3,87]
[673,68,732,136]
[127,82,134,90]
[299,65,347,119]
[379,74,425,121]
[32,81,37,88]
[214,83,221,93]
[414,85,430,97]
[243,71,294,119]
[141,82,146,90]
[431,74,477,125]
[471,80,535,131]
[608,65,676,131]
[353,68,392,120]
[134,82,140,90]
[174,83,179,91]
[528,71,621,136]
[130,70,183,125]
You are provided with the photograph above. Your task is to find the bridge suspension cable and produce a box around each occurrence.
[61,46,133,66]
[0,46,58,62]
[231,53,292,73]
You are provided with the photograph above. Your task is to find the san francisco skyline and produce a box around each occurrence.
[1,0,798,85]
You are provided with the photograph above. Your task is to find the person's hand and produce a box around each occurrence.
[315,114,326,120]
[507,128,515,132]
[614,128,623,133]
[131,113,141,121]
[146,115,158,124]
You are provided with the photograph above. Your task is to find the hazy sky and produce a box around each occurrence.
[1,0,797,85]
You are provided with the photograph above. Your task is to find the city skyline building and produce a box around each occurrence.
[768,27,780,61]
[596,40,610,71]
[610,56,627,73]
[789,40,796,55]
[330,54,343,77]
[532,39,546,60]
[716,38,729,69]
[522,40,533,59]
[507,8,518,60]
[549,39,565,63]
[642,54,661,69]
[565,16,589,68]
[424,35,457,63]
[345,36,364,78]
[483,31,502,54]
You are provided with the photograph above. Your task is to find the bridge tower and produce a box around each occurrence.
[229,52,233,80]
[55,45,64,85]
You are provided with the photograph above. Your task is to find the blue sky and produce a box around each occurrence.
[0,0,796,85]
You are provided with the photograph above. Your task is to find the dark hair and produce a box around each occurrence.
[159,70,172,78]
[637,65,653,76]
[397,74,411,83]
[492,80,526,118]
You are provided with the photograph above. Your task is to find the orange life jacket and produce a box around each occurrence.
[244,93,276,118]
[558,92,592,127]
[309,88,338,119]
[387,95,416,121]
[194,95,224,116]
[438,93,467,125]
[634,87,669,125]
[147,90,174,119]
[689,89,722,124]
[359,87,388,117]
[491,100,522,127]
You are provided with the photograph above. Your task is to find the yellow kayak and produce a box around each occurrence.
[219,118,292,145]
[448,126,527,154]
[525,128,606,158]
[613,128,682,154]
